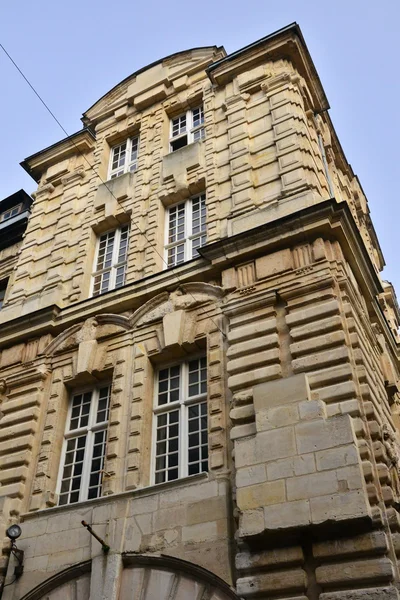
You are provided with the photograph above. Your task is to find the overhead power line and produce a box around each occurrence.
[0,42,226,339]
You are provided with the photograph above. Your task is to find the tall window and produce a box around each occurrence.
[165,194,206,267]
[0,279,8,310]
[92,225,129,296]
[170,106,205,152]
[153,357,208,484]
[58,385,111,505]
[108,136,139,179]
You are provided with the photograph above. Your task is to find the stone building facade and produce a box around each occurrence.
[1,22,400,600]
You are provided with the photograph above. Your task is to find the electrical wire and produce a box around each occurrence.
[0,43,226,339]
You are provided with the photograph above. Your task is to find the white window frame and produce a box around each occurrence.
[151,357,208,485]
[91,225,130,297]
[164,194,206,268]
[108,136,139,179]
[56,385,111,506]
[0,204,22,222]
[169,106,205,152]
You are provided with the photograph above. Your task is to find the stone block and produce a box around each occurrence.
[236,545,304,570]
[134,83,168,109]
[162,141,202,181]
[237,567,306,596]
[253,373,310,412]
[286,471,339,501]
[154,506,186,531]
[316,446,359,471]
[236,464,267,488]
[239,509,265,537]
[256,404,300,431]
[299,400,326,421]
[237,480,285,510]
[255,249,292,279]
[264,500,311,530]
[286,300,340,327]
[163,310,186,347]
[313,531,388,560]
[316,557,394,586]
[228,363,281,391]
[159,480,218,508]
[267,454,315,481]
[295,415,354,455]
[182,521,218,544]
[187,496,227,525]
[310,491,370,524]
[320,589,399,600]
[254,426,297,463]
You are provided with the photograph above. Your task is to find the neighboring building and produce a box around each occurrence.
[1,22,400,600]
[0,190,32,311]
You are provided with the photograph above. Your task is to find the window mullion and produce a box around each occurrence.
[187,109,193,144]
[111,228,121,291]
[185,199,193,260]
[126,138,131,174]
[180,362,187,478]
[81,429,94,502]
[185,200,191,261]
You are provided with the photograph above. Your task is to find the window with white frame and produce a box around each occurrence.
[165,194,206,267]
[92,225,129,296]
[57,385,111,505]
[170,106,205,152]
[153,357,208,484]
[108,136,139,179]
[0,204,22,222]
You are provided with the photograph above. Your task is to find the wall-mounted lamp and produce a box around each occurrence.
[0,524,24,598]
[6,524,24,577]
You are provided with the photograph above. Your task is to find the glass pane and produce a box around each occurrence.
[155,410,180,483]
[157,366,181,405]
[59,435,87,505]
[187,401,208,476]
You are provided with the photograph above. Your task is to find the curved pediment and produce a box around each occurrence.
[83,46,225,125]
[42,314,131,356]
[130,283,225,329]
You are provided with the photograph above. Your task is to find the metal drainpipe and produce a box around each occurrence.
[315,114,335,199]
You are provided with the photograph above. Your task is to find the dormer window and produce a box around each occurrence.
[170,106,205,152]
[108,136,139,179]
[0,204,22,222]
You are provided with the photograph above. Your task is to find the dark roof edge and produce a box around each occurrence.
[82,45,225,120]
[0,189,33,206]
[207,22,298,72]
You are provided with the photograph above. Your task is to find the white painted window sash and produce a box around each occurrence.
[91,226,129,296]
[164,194,206,268]
[56,386,111,505]
[108,136,139,179]
[151,358,208,485]
[169,106,205,151]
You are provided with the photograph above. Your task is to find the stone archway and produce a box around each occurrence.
[120,554,239,599]
[19,555,240,600]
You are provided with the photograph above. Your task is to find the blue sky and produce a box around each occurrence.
[1,1,399,291]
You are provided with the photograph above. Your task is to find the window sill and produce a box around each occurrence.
[21,472,209,520]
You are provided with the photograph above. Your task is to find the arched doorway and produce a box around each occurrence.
[19,554,240,600]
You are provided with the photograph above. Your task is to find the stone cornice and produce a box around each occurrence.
[207,23,329,113]
[0,200,396,358]
[20,129,96,183]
